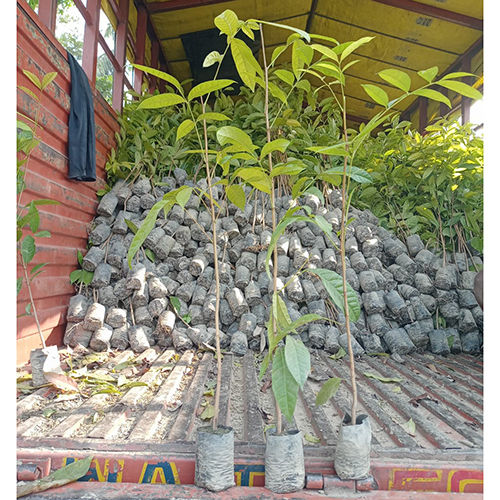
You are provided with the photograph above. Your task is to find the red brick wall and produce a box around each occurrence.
[17,1,120,364]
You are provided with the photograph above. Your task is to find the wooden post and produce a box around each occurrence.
[419,97,428,134]
[134,4,148,95]
[148,40,160,93]
[38,0,57,32]
[112,0,130,112]
[82,0,101,86]
[461,53,472,124]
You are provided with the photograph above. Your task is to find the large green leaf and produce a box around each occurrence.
[197,112,230,122]
[267,81,288,104]
[273,294,292,330]
[306,144,348,156]
[270,163,305,178]
[202,50,223,68]
[271,45,288,65]
[308,268,360,322]
[274,314,325,346]
[417,66,439,83]
[23,70,41,89]
[261,138,290,159]
[21,235,36,264]
[127,199,172,267]
[292,39,313,77]
[284,335,310,387]
[175,186,193,208]
[176,119,195,141]
[41,72,57,90]
[440,71,476,81]
[272,347,299,422]
[274,69,294,86]
[234,167,271,194]
[340,36,374,62]
[187,79,235,101]
[323,166,373,184]
[315,377,341,406]
[311,43,339,62]
[413,88,451,108]
[216,125,255,152]
[361,84,389,107]
[226,184,246,211]
[436,80,482,100]
[214,9,239,37]
[231,38,258,91]
[133,64,183,93]
[137,93,186,109]
[378,68,412,92]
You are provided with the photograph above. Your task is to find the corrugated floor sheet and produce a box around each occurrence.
[17,348,483,458]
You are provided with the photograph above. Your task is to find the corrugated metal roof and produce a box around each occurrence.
[115,0,483,126]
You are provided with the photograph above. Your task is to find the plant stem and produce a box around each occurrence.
[20,255,46,349]
[260,24,282,435]
[339,91,358,426]
[201,99,222,431]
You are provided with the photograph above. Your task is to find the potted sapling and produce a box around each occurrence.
[129,15,262,488]
[301,35,482,479]
[17,69,61,386]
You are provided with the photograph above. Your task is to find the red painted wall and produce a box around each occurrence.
[16,1,120,364]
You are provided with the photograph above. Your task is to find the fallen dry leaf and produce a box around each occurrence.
[43,372,79,393]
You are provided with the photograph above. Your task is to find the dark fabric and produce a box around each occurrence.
[67,51,96,181]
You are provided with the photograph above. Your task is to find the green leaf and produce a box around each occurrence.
[284,335,310,387]
[272,346,299,422]
[310,33,339,45]
[234,167,271,194]
[203,50,223,68]
[23,70,41,89]
[133,64,183,93]
[30,263,47,275]
[17,455,94,498]
[226,184,246,211]
[403,418,416,436]
[267,81,288,104]
[41,72,57,90]
[145,249,156,262]
[17,277,23,295]
[261,138,290,159]
[251,19,310,42]
[124,219,138,234]
[200,404,215,420]
[315,377,342,406]
[305,433,321,443]
[197,112,230,122]
[77,250,84,267]
[311,43,339,62]
[217,125,255,152]
[137,93,186,110]
[340,36,374,62]
[292,39,313,77]
[273,294,292,330]
[32,199,59,206]
[270,163,305,178]
[306,144,348,156]
[440,71,476,81]
[21,235,36,264]
[274,69,294,86]
[214,9,239,37]
[271,45,288,65]
[231,38,258,91]
[170,296,181,313]
[34,230,51,238]
[175,186,193,208]
[176,119,195,141]
[436,80,482,100]
[308,268,360,322]
[413,88,451,108]
[329,347,346,360]
[27,202,40,233]
[274,314,325,346]
[363,372,403,383]
[417,66,439,83]
[187,79,236,101]
[361,84,389,107]
[323,166,373,184]
[127,200,173,267]
[378,68,411,92]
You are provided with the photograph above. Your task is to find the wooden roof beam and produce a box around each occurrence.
[147,0,235,14]
[305,0,318,33]
[372,0,482,31]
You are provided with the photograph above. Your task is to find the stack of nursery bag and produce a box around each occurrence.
[64,171,483,357]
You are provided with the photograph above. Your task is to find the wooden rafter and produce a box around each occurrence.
[147,0,234,14]
[305,0,318,33]
[372,0,482,31]
[38,0,57,32]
